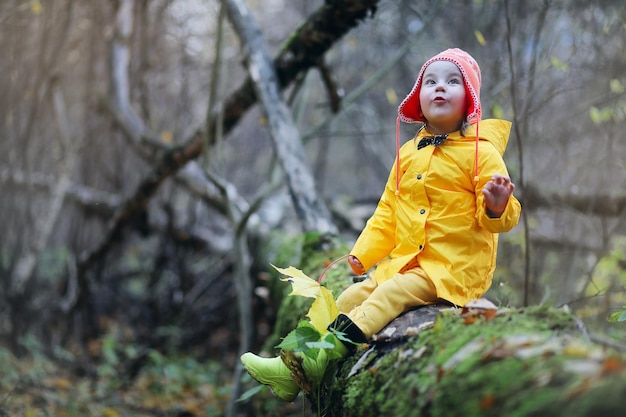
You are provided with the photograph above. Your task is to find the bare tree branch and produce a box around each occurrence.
[107,0,165,160]
[211,0,380,144]
[223,0,338,235]
[0,168,121,215]
[81,0,380,272]
[317,58,342,113]
[505,0,532,306]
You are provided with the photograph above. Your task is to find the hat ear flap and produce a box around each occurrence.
[465,85,473,118]
[398,60,430,123]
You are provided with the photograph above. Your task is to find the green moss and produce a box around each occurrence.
[327,306,626,417]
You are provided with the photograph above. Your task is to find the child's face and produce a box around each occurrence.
[419,60,467,134]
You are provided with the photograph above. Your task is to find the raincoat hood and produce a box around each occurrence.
[473,119,510,155]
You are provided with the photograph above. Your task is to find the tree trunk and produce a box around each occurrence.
[223,0,337,235]
[324,304,626,417]
[247,248,626,416]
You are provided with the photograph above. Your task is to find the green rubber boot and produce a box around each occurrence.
[282,314,367,394]
[241,314,367,400]
[280,332,349,394]
[240,353,300,402]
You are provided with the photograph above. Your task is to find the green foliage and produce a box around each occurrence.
[589,106,614,125]
[0,248,10,270]
[589,78,626,125]
[588,236,626,294]
[275,320,345,364]
[608,307,626,323]
[610,78,624,94]
[571,237,626,327]
[491,102,505,119]
[0,331,230,416]
[276,320,324,352]
[35,245,70,283]
[267,232,306,269]
[238,384,265,402]
[0,346,20,389]
[550,56,569,72]
[139,351,224,396]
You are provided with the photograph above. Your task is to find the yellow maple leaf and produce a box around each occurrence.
[273,265,320,298]
[273,265,339,332]
[307,286,339,332]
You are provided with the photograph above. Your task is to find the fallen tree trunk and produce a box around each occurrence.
[253,241,626,417]
[324,304,626,417]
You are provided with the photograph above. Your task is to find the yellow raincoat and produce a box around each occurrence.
[350,119,521,306]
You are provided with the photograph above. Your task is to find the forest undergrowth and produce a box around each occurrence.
[0,334,230,417]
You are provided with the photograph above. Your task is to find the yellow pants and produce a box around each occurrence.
[336,268,438,339]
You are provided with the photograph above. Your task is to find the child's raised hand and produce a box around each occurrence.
[348,255,365,275]
[482,174,515,218]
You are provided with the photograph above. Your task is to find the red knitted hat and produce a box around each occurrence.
[398,48,482,125]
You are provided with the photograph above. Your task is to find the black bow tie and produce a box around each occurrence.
[417,134,448,150]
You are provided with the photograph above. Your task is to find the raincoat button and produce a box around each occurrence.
[417,174,422,180]
[420,209,426,214]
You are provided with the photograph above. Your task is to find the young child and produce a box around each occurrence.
[241,48,521,402]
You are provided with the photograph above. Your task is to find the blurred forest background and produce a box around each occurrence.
[1,0,626,415]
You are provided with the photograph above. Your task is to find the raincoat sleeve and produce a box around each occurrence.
[474,144,521,233]
[350,160,398,271]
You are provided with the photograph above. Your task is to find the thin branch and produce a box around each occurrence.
[0,168,121,215]
[504,0,531,306]
[302,38,412,141]
[316,58,342,113]
[204,1,226,168]
[521,0,552,121]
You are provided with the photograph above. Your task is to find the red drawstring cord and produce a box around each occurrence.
[473,121,480,181]
[395,116,401,195]
[317,254,350,283]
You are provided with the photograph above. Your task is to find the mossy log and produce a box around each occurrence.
[260,240,626,416]
[323,304,626,417]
